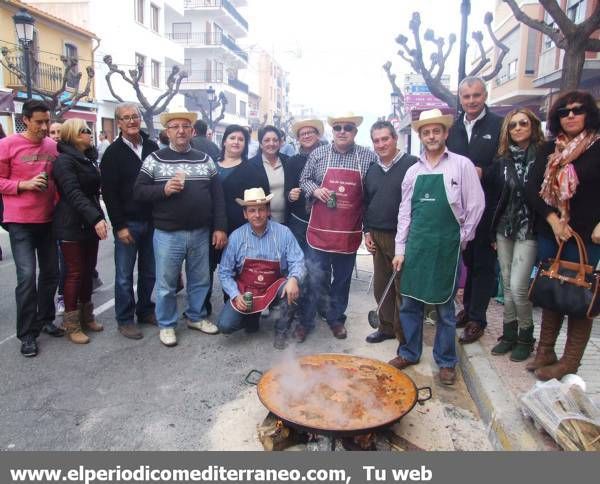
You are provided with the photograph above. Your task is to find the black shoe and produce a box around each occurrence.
[365,330,395,343]
[21,337,38,357]
[42,322,65,337]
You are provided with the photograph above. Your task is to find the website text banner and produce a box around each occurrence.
[2,452,597,484]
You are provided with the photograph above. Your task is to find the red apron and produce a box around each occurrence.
[231,257,287,315]
[306,149,364,254]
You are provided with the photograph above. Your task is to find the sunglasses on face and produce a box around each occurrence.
[332,124,355,133]
[79,128,92,135]
[508,119,530,130]
[557,106,585,118]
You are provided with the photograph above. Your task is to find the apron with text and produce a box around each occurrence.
[231,232,287,314]
[400,173,461,305]
[306,149,364,254]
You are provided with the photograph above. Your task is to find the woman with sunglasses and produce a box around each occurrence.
[486,108,545,362]
[525,90,600,380]
[53,119,109,344]
[249,125,291,224]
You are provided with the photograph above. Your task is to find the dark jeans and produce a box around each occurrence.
[60,239,99,312]
[7,223,59,340]
[114,221,156,325]
[462,233,497,328]
[300,246,355,330]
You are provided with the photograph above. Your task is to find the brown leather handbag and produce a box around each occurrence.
[529,232,600,318]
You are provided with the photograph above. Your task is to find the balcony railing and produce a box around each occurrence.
[181,69,225,83]
[166,31,248,63]
[5,56,71,93]
[184,0,248,30]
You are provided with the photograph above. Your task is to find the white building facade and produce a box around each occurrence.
[26,0,186,140]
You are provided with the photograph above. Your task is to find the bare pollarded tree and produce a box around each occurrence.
[502,0,600,90]
[103,55,187,139]
[0,48,95,118]
[183,90,228,130]
[385,11,508,111]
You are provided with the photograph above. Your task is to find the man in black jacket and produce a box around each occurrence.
[101,103,159,340]
[191,119,220,162]
[446,76,503,344]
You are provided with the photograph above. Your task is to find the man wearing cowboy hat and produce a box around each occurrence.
[217,188,305,349]
[134,106,227,347]
[298,113,377,342]
[390,108,484,385]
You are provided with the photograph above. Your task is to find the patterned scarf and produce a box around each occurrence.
[539,130,599,223]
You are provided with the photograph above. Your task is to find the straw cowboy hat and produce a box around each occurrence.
[327,112,363,127]
[291,119,324,138]
[235,187,274,207]
[411,108,454,132]
[159,105,198,128]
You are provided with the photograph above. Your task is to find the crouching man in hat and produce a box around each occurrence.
[217,188,305,349]
[390,109,484,385]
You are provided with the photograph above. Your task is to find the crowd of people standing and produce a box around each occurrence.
[0,78,599,389]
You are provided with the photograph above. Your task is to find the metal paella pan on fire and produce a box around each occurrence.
[256,353,431,436]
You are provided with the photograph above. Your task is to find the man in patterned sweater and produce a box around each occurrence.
[134,107,227,347]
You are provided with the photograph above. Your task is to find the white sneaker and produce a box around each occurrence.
[159,328,177,347]
[55,295,65,315]
[186,318,219,335]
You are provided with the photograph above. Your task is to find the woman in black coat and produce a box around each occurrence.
[248,125,292,224]
[53,119,108,344]
[525,90,600,381]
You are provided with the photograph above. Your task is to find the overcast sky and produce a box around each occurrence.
[244,0,494,143]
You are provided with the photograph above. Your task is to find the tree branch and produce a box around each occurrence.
[502,0,566,48]
[539,0,575,38]
[382,61,404,103]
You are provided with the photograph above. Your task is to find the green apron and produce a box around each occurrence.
[400,173,461,304]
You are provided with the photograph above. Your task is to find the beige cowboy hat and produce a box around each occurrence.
[291,118,324,138]
[159,105,198,128]
[235,187,274,207]
[327,112,363,127]
[411,108,454,132]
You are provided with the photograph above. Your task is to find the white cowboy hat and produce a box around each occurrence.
[291,119,324,138]
[159,106,198,128]
[327,112,363,127]
[411,108,454,132]
[235,187,274,207]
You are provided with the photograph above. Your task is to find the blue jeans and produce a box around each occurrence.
[398,296,458,369]
[7,223,59,340]
[217,285,294,335]
[153,228,210,329]
[300,246,355,330]
[114,221,156,326]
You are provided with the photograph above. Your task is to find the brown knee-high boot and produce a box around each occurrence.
[79,301,104,332]
[526,309,563,372]
[535,316,593,381]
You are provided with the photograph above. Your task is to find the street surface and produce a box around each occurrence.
[0,226,491,451]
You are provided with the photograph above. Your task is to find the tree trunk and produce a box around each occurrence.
[143,111,156,140]
[560,44,586,91]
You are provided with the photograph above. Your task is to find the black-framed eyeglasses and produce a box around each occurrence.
[557,106,585,118]
[79,128,92,135]
[298,129,318,138]
[332,124,355,133]
[119,114,141,123]
[508,119,530,130]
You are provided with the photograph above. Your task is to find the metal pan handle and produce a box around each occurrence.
[416,386,432,405]
[244,369,263,386]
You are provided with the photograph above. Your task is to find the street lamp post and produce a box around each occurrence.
[390,91,401,117]
[206,85,216,129]
[457,0,471,115]
[13,8,36,100]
